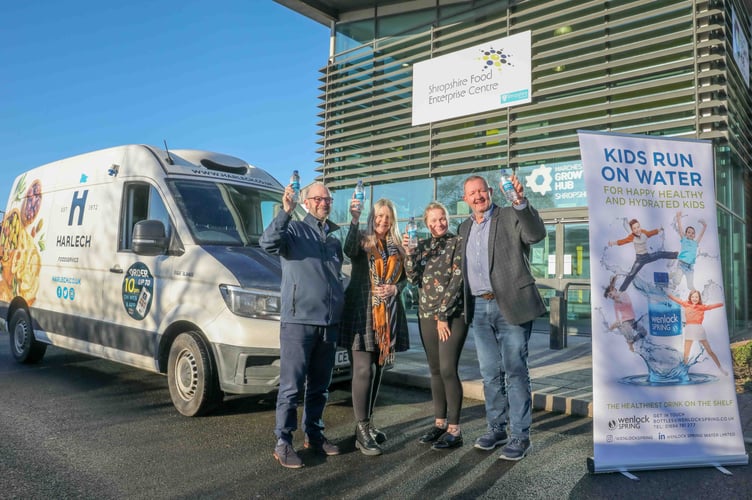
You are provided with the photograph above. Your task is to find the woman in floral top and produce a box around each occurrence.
[404,201,468,450]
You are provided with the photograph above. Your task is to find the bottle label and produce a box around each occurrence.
[649,301,681,336]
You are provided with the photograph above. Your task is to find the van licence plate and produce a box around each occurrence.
[335,349,350,367]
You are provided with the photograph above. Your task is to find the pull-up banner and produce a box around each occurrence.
[578,130,748,473]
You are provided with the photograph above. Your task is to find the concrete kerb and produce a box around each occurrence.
[385,320,752,443]
[383,319,595,419]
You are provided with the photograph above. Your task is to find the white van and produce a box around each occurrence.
[0,145,350,416]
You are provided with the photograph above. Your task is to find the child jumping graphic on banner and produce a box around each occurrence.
[671,210,707,291]
[608,218,678,292]
[603,276,647,352]
[667,289,727,376]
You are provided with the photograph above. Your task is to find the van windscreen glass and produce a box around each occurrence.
[169,180,283,246]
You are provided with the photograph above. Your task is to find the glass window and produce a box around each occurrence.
[377,10,435,39]
[436,173,469,218]
[514,160,588,210]
[119,184,172,251]
[372,178,433,222]
[168,180,282,246]
[566,284,592,326]
[719,209,748,340]
[328,186,358,227]
[335,19,375,55]
[530,224,556,280]
[563,223,590,279]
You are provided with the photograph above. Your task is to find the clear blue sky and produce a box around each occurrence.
[0,1,329,196]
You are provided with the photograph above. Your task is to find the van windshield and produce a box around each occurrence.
[169,180,288,246]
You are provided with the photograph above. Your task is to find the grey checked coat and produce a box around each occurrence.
[458,203,547,326]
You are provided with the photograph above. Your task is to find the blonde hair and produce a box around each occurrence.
[423,201,448,226]
[362,198,405,255]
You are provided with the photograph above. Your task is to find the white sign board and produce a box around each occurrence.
[411,31,531,126]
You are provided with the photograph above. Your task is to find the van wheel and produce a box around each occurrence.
[167,332,221,416]
[9,308,47,364]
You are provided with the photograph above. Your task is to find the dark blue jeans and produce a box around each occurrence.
[275,322,337,443]
[472,296,532,440]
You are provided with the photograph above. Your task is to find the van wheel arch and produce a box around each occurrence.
[9,306,47,364]
[166,330,222,417]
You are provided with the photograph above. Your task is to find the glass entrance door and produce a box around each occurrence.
[530,217,592,334]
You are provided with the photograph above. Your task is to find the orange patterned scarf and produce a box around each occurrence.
[369,238,403,365]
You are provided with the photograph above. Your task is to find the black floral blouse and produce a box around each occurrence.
[405,232,464,321]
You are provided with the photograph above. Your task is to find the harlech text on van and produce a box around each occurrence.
[56,234,92,247]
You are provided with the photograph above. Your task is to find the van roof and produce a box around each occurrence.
[153,146,283,191]
[10,145,284,193]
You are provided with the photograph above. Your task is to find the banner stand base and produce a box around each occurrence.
[587,454,748,475]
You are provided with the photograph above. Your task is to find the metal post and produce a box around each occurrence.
[549,293,568,349]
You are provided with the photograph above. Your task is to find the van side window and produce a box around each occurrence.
[120,183,172,251]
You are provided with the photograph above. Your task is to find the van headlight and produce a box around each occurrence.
[219,285,281,319]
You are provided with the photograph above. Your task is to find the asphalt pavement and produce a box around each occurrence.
[384,318,752,445]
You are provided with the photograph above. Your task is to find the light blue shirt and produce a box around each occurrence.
[466,205,494,296]
[465,200,529,296]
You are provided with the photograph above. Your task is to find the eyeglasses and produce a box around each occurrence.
[307,196,334,204]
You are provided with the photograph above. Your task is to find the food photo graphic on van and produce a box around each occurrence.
[0,145,351,416]
[0,175,45,304]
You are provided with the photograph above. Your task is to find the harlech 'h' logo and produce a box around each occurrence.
[477,46,514,73]
[68,190,88,226]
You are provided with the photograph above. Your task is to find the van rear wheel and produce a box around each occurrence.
[167,331,221,416]
[9,308,46,364]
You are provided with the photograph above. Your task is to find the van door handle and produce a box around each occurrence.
[110,265,123,274]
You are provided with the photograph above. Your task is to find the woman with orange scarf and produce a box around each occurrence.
[340,197,409,456]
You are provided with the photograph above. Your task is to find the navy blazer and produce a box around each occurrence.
[458,203,547,325]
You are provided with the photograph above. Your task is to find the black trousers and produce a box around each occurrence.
[419,315,468,425]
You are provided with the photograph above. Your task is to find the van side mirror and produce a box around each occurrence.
[132,220,168,255]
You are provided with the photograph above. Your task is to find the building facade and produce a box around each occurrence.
[277,0,751,339]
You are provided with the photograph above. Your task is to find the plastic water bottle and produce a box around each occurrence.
[354,179,365,211]
[499,170,520,204]
[647,271,685,383]
[290,170,300,203]
[406,216,418,249]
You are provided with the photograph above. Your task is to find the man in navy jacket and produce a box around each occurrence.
[458,174,546,461]
[260,181,345,468]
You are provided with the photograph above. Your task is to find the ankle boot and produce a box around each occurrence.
[368,419,387,444]
[355,421,382,456]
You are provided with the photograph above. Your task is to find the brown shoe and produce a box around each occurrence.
[273,441,304,468]
[304,435,341,456]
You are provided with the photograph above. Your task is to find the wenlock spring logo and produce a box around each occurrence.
[608,414,651,430]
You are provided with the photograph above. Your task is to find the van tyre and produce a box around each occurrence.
[167,331,222,417]
[9,308,46,364]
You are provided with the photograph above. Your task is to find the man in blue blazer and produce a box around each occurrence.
[458,174,546,461]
